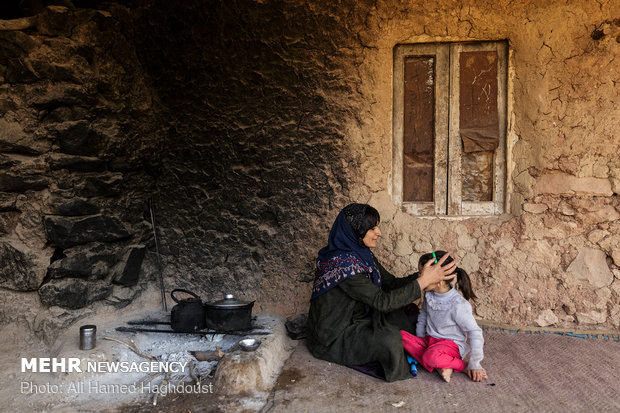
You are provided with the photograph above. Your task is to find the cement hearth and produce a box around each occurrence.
[3,309,294,412]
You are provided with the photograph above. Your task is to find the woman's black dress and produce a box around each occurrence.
[307,259,421,382]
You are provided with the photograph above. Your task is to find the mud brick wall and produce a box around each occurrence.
[0,0,618,345]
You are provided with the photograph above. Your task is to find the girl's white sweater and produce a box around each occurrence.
[416,287,484,370]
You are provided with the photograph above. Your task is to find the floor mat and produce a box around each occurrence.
[263,331,620,412]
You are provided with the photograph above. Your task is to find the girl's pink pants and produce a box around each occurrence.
[400,330,466,373]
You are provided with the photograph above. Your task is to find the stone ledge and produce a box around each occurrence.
[214,314,296,396]
[534,171,613,196]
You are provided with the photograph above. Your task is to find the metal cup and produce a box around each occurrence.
[79,325,97,350]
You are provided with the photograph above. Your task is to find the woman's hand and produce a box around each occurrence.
[467,369,487,382]
[416,252,457,291]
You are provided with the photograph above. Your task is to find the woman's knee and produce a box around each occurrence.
[369,330,405,360]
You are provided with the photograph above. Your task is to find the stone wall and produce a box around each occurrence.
[0,0,618,345]
[126,0,355,314]
[0,4,163,343]
[0,1,355,343]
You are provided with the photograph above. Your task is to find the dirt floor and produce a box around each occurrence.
[261,331,620,413]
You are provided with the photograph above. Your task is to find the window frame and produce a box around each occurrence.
[392,41,508,216]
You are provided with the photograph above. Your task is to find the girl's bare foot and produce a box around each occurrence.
[436,368,453,382]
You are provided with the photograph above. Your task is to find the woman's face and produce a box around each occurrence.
[362,226,382,248]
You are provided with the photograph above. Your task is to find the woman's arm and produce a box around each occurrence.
[376,260,419,291]
[377,252,456,292]
[338,273,421,313]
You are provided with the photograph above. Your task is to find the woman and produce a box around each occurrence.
[307,203,456,382]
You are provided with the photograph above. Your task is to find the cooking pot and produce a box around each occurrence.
[170,289,206,333]
[204,294,254,332]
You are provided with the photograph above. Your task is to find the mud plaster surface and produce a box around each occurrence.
[336,0,620,330]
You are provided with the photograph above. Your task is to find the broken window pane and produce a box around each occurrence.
[459,51,498,202]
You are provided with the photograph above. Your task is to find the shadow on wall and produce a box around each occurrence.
[0,0,360,345]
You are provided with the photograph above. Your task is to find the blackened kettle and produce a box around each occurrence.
[170,289,206,333]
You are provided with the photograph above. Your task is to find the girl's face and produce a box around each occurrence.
[362,226,382,248]
[418,261,453,292]
[428,281,450,293]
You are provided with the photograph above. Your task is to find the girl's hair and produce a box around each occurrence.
[419,250,477,301]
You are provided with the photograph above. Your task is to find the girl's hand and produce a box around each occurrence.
[467,369,487,382]
[416,252,457,291]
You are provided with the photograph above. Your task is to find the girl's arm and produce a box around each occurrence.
[454,302,484,371]
[415,299,428,337]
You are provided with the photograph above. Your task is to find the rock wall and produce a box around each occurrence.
[0,1,355,343]
[0,0,618,345]
[0,4,163,343]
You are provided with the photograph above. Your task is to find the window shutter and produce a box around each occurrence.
[394,41,507,216]
[393,44,448,215]
[448,42,507,215]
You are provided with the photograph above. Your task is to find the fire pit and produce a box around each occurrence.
[5,305,295,412]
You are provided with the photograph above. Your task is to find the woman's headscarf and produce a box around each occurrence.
[311,203,381,299]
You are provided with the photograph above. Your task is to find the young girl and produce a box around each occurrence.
[400,251,487,383]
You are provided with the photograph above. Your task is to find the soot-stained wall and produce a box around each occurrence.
[0,4,165,344]
[0,0,618,346]
[128,0,366,314]
[0,0,365,344]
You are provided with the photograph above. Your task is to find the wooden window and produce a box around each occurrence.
[393,42,507,215]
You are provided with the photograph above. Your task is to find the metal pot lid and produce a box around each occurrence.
[205,293,254,309]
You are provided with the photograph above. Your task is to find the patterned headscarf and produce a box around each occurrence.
[311,203,381,299]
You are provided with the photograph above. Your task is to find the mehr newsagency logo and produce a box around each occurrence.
[20,357,214,395]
